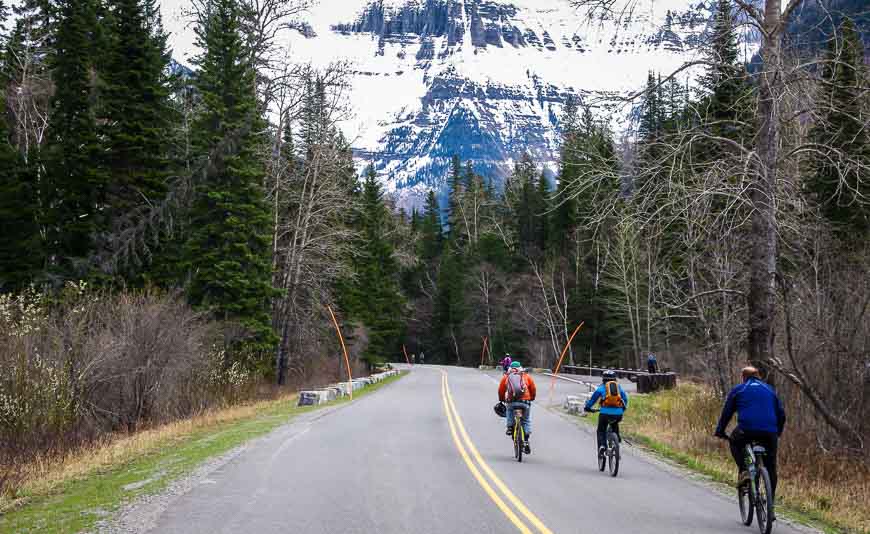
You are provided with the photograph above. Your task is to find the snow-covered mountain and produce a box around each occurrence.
[286,0,712,207]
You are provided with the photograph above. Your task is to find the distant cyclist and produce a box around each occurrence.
[500,354,513,373]
[584,370,629,460]
[715,366,786,504]
[498,361,537,454]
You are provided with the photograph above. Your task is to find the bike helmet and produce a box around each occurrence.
[510,361,522,369]
[602,370,617,382]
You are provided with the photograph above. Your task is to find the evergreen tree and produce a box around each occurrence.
[638,71,661,144]
[510,153,538,258]
[446,154,465,244]
[101,0,176,277]
[551,103,582,257]
[42,0,106,282]
[806,17,870,236]
[349,166,405,365]
[0,5,42,291]
[696,0,752,159]
[434,245,466,363]
[410,207,420,234]
[419,190,443,263]
[186,0,277,351]
[536,170,550,252]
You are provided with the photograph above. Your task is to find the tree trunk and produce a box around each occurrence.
[276,320,290,386]
[748,0,783,379]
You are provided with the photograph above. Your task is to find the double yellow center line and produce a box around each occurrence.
[440,371,554,534]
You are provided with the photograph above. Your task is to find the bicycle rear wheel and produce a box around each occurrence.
[607,432,620,477]
[738,481,754,526]
[755,467,774,534]
[513,419,523,463]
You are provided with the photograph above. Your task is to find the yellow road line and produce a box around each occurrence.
[443,372,555,534]
[440,373,533,534]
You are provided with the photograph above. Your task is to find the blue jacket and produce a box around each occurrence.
[584,383,629,416]
[715,378,786,435]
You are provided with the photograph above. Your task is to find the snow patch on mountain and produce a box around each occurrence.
[165,0,714,209]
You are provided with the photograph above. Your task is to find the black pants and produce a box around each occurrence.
[729,428,779,494]
[597,414,622,450]
[647,362,657,374]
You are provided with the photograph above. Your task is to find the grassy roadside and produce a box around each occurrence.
[569,385,868,534]
[0,372,405,534]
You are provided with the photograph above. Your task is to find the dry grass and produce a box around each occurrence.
[623,383,870,534]
[0,393,296,514]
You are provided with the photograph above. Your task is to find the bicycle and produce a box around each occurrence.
[584,408,620,477]
[510,404,527,463]
[722,435,775,534]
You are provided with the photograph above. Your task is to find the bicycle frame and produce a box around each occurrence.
[512,408,525,439]
[734,438,774,534]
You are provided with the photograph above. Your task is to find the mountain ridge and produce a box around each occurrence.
[286,0,712,208]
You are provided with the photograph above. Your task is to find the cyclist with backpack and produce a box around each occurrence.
[584,370,629,459]
[498,361,537,453]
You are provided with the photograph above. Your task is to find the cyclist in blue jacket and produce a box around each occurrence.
[584,370,629,459]
[715,366,786,500]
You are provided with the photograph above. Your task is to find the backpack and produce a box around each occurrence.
[601,381,625,408]
[505,371,527,401]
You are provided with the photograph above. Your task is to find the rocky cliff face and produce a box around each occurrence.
[287,0,711,208]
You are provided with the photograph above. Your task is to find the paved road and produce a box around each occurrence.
[146,365,813,534]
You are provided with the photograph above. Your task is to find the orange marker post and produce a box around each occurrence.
[402,344,412,366]
[548,321,585,406]
[327,305,354,400]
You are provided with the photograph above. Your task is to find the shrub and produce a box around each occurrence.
[0,285,259,496]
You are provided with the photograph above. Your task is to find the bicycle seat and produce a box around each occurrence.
[752,445,767,454]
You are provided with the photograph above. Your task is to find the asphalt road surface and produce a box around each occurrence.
[146,365,814,534]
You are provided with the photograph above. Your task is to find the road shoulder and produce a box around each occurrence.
[0,373,405,534]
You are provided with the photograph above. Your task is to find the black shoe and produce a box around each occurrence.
[598,446,606,458]
[524,441,531,454]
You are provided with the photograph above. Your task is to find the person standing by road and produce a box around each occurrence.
[647,352,658,374]
[715,366,786,503]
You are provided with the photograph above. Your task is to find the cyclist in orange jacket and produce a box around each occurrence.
[498,361,537,453]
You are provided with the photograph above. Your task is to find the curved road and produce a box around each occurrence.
[146,365,814,534]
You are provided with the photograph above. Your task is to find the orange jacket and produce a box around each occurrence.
[498,371,537,402]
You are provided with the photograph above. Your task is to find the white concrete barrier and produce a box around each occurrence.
[562,393,591,414]
[298,391,322,406]
[297,371,403,406]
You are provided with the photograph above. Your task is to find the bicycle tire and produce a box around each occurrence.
[607,432,620,477]
[755,467,774,534]
[738,480,754,526]
[514,419,523,463]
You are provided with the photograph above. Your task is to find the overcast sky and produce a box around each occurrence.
[160,0,199,65]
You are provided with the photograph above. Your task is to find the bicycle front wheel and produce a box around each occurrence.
[755,467,774,534]
[607,433,620,477]
[738,480,754,526]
